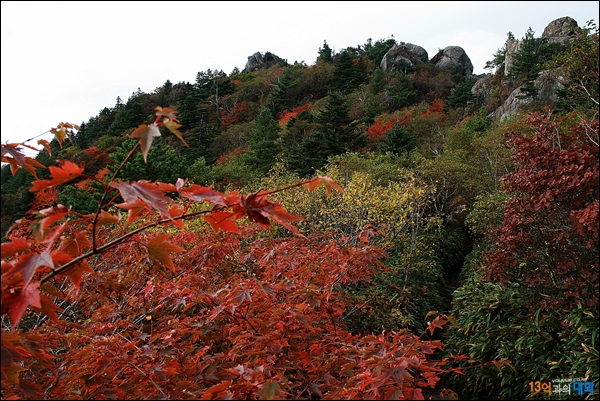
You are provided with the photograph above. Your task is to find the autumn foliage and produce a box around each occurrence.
[277,103,310,126]
[1,107,461,399]
[483,110,599,311]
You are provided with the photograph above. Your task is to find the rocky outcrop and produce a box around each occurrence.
[470,74,493,109]
[504,39,521,76]
[505,17,578,76]
[380,42,428,71]
[244,51,284,72]
[489,70,566,120]
[429,46,474,76]
[540,16,578,47]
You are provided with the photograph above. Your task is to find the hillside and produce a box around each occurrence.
[1,16,598,400]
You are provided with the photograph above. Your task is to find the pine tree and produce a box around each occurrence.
[241,108,282,175]
[318,40,333,63]
[268,66,299,116]
[512,27,540,97]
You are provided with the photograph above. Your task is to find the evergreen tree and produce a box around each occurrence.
[445,78,476,109]
[290,91,365,176]
[512,27,540,97]
[241,108,282,175]
[108,137,188,183]
[485,31,515,74]
[385,70,418,110]
[331,49,368,93]
[378,125,416,155]
[268,66,299,115]
[318,40,333,63]
[364,37,397,65]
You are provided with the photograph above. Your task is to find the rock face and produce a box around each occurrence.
[489,71,566,120]
[540,16,578,46]
[504,39,521,76]
[429,46,474,76]
[470,74,492,109]
[505,17,578,76]
[244,51,284,72]
[380,42,428,71]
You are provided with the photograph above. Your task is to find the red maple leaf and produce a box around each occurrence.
[146,234,186,271]
[111,180,177,219]
[30,161,84,192]
[6,282,42,330]
[180,184,228,206]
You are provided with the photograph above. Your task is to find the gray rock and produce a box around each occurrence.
[541,17,578,39]
[430,46,474,76]
[504,39,521,76]
[244,51,284,72]
[470,74,492,109]
[380,42,428,71]
[489,71,566,120]
[533,70,566,103]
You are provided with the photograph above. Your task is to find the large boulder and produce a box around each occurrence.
[244,51,284,72]
[541,17,579,41]
[430,46,474,76]
[380,42,428,71]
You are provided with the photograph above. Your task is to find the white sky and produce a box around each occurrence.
[2,1,599,157]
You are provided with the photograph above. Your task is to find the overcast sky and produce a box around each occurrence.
[2,1,598,157]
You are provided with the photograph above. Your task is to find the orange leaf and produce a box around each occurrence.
[115,199,150,225]
[261,202,305,237]
[204,212,240,233]
[1,144,46,178]
[130,123,161,162]
[33,294,63,326]
[37,139,52,155]
[180,184,228,206]
[30,161,84,192]
[201,380,232,400]
[50,122,77,148]
[146,234,186,271]
[3,250,54,288]
[35,205,70,231]
[155,106,179,122]
[91,210,119,227]
[163,119,189,147]
[303,176,344,197]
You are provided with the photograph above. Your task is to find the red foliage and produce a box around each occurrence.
[215,147,245,165]
[1,107,462,400]
[366,115,400,142]
[422,98,447,118]
[483,110,599,312]
[218,102,250,129]
[28,187,59,212]
[278,103,310,126]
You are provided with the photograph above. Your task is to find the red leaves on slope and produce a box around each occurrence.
[484,111,599,311]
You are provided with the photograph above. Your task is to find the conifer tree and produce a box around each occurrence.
[241,107,282,174]
[512,27,540,97]
[318,40,333,63]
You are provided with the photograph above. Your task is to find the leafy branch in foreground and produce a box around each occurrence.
[1,107,464,400]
